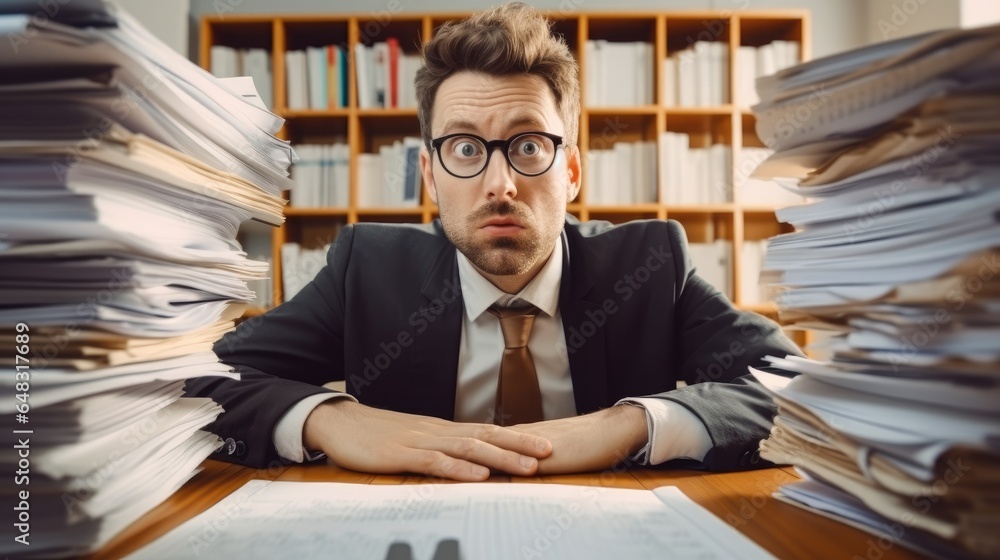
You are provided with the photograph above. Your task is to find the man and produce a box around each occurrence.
[185,3,801,481]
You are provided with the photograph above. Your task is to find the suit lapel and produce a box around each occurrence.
[560,227,610,414]
[411,232,463,420]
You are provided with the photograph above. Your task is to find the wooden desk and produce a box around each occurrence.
[93,461,923,559]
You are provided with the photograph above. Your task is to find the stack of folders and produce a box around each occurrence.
[585,40,654,106]
[290,143,350,207]
[662,41,730,107]
[658,132,732,204]
[354,39,422,110]
[734,40,800,109]
[281,240,342,301]
[585,140,658,205]
[747,24,1000,560]
[357,137,422,208]
[687,241,732,299]
[282,241,336,303]
[0,0,289,556]
[739,240,769,305]
[285,45,349,110]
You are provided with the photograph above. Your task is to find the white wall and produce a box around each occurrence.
[865,0,960,43]
[960,0,1000,27]
[114,0,190,55]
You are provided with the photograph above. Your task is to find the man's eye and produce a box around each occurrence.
[516,141,541,156]
[453,142,480,158]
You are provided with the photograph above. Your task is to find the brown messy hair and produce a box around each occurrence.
[415,2,580,149]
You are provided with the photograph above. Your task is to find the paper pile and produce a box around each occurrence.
[749,24,1000,560]
[0,1,289,556]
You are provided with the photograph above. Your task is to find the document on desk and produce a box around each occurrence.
[128,480,775,560]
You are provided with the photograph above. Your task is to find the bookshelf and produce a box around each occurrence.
[201,9,809,325]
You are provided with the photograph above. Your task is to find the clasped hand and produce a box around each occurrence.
[304,401,648,481]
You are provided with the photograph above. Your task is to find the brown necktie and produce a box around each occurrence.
[487,304,544,426]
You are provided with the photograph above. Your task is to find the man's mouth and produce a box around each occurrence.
[480,216,525,234]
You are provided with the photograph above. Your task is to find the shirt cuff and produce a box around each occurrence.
[273,392,357,463]
[615,398,713,466]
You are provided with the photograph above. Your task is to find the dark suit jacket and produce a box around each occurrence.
[185,217,802,471]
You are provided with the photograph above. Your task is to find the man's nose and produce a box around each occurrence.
[481,148,518,200]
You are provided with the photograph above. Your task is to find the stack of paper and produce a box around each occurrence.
[0,2,289,556]
[0,4,294,199]
[735,147,807,208]
[748,24,1000,560]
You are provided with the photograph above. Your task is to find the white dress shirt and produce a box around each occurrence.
[273,235,712,465]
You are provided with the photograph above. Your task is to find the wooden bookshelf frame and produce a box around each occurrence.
[201,9,810,321]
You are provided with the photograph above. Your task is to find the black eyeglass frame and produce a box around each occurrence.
[430,131,565,179]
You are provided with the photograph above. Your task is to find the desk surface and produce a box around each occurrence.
[92,461,922,559]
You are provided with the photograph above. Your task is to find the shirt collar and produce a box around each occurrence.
[456,234,564,321]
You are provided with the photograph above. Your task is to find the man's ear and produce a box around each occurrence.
[565,145,582,203]
[421,147,438,205]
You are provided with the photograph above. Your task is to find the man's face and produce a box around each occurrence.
[420,71,581,281]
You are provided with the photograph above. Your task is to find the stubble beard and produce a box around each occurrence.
[442,200,546,276]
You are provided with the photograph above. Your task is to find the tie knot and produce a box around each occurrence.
[488,304,540,348]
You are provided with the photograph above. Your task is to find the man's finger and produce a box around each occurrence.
[403,449,491,482]
[430,437,539,476]
[466,424,553,458]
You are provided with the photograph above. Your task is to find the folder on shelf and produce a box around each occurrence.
[286,49,309,110]
[306,46,328,110]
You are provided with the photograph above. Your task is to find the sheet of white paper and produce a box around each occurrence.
[220,76,270,111]
[128,481,775,560]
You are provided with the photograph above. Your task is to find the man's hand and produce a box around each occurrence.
[509,405,649,475]
[303,400,553,481]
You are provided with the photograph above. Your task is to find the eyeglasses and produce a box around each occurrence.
[430,131,564,179]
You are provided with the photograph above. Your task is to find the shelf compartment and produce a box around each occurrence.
[354,16,424,50]
[282,115,348,144]
[283,19,350,52]
[204,20,273,51]
[738,15,805,48]
[283,215,348,250]
[665,15,732,54]
[355,210,426,224]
